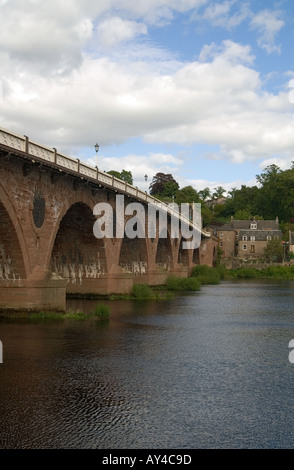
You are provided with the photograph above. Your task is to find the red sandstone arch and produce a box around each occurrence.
[0,183,30,278]
[119,236,148,275]
[50,201,107,284]
[46,192,101,269]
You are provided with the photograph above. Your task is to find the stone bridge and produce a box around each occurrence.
[0,126,217,311]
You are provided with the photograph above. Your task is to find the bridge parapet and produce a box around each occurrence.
[0,126,210,239]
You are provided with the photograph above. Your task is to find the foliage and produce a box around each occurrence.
[227,267,262,279]
[107,169,133,185]
[212,186,226,199]
[149,173,179,197]
[198,187,212,201]
[263,238,284,263]
[226,265,294,280]
[91,302,110,318]
[166,276,201,291]
[132,283,154,299]
[191,264,221,284]
[175,186,201,204]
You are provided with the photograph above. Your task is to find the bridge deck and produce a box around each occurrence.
[0,126,210,238]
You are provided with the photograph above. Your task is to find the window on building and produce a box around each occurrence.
[219,242,223,247]
[251,223,257,229]
[267,236,272,241]
[250,236,255,241]
[219,232,223,238]
[243,245,247,250]
[242,236,248,241]
[250,245,255,253]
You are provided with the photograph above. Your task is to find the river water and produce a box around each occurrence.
[1,280,294,449]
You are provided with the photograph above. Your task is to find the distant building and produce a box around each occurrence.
[289,231,294,254]
[213,217,282,259]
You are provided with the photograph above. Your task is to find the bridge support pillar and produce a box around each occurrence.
[0,267,67,312]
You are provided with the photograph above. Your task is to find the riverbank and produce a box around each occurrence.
[221,264,294,280]
[1,264,294,320]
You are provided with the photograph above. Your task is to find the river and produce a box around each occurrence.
[1,280,294,449]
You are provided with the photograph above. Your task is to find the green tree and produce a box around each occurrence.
[263,238,284,263]
[198,187,212,201]
[149,173,179,197]
[212,186,226,199]
[107,169,133,185]
[120,170,133,185]
[175,185,200,204]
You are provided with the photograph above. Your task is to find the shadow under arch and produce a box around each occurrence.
[0,184,29,279]
[50,201,107,285]
[177,237,190,266]
[118,210,148,275]
[155,229,173,270]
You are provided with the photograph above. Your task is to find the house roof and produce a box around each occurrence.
[218,218,280,231]
[238,230,282,241]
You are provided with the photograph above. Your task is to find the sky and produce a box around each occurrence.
[0,0,294,195]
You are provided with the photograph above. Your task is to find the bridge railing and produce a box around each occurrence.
[0,126,210,238]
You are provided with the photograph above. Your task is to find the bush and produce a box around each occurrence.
[191,265,221,285]
[230,267,261,279]
[166,276,201,291]
[191,265,211,277]
[91,302,110,318]
[132,283,154,299]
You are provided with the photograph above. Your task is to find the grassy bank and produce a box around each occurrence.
[223,265,294,280]
[3,264,292,320]
[12,302,112,321]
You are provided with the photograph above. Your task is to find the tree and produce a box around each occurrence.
[175,186,200,204]
[120,170,133,185]
[263,238,284,263]
[107,169,133,185]
[212,186,226,199]
[149,173,179,197]
[198,187,212,201]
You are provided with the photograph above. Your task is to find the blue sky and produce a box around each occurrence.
[0,0,294,194]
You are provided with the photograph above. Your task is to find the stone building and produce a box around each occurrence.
[214,217,282,260]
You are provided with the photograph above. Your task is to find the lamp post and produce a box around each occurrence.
[144,174,148,181]
[95,143,99,168]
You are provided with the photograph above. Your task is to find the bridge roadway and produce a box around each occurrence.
[0,126,217,311]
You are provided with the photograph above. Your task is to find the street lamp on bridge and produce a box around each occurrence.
[95,143,99,168]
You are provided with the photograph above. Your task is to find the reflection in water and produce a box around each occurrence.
[1,281,294,448]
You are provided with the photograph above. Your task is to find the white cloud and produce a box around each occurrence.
[250,9,285,54]
[0,0,293,193]
[85,151,183,192]
[187,177,257,193]
[97,16,147,48]
[202,0,251,29]
[199,39,254,64]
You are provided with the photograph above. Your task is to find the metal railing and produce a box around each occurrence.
[0,126,210,238]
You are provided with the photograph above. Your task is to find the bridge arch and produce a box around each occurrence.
[0,184,29,279]
[49,196,107,285]
[155,229,173,271]
[177,237,190,267]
